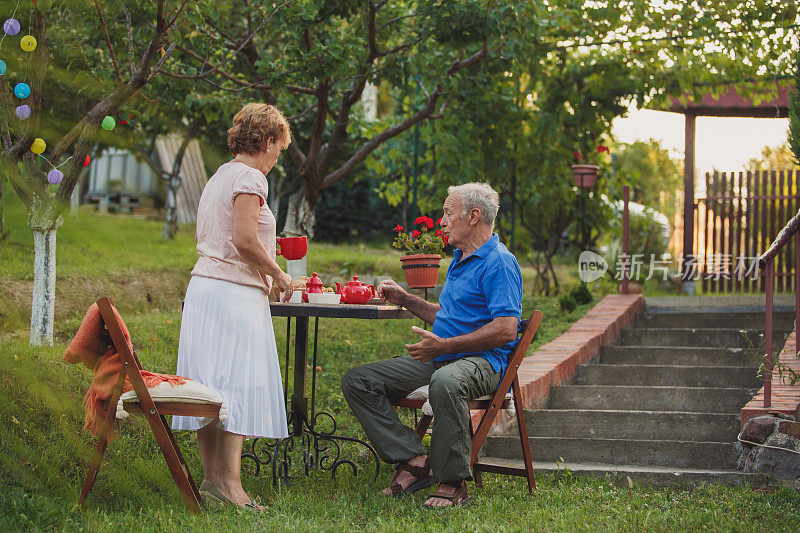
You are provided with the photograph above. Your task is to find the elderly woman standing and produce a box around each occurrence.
[172,103,293,510]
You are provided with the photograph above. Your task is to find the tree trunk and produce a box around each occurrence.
[402,173,410,230]
[281,189,317,279]
[161,175,181,240]
[0,177,6,240]
[282,189,316,238]
[30,226,59,346]
[266,170,288,224]
[268,190,280,224]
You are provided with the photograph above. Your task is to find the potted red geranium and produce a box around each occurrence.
[571,144,608,188]
[393,216,448,288]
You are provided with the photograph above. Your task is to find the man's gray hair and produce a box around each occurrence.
[447,182,500,227]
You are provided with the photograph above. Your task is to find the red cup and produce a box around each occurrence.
[276,236,307,260]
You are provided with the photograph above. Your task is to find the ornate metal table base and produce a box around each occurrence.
[244,304,411,486]
[242,409,380,486]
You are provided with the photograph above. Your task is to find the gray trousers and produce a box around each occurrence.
[341,355,501,485]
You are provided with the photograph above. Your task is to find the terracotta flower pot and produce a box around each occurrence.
[571,164,599,188]
[400,254,442,289]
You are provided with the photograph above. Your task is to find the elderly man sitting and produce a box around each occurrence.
[341,182,523,508]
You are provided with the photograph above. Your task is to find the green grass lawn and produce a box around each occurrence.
[2,195,799,531]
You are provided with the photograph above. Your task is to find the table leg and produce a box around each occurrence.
[291,316,309,437]
[283,318,291,410]
[243,311,380,485]
[310,317,319,428]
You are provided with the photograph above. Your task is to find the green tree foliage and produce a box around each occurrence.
[746,141,800,172]
[166,0,535,236]
[368,0,795,294]
[1,1,206,223]
[612,140,683,225]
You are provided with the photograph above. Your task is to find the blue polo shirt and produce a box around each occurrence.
[432,234,523,373]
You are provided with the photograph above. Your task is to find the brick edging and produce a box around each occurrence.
[471,294,645,429]
[740,328,800,429]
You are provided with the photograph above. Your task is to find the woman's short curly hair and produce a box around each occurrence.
[227,103,291,156]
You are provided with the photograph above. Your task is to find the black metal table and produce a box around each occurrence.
[243,301,413,484]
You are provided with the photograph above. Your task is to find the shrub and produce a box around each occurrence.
[570,283,592,305]
[559,294,577,312]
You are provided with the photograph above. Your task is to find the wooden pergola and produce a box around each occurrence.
[657,81,793,282]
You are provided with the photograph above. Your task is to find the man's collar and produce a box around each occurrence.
[454,234,499,262]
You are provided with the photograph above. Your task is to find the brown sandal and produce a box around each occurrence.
[423,480,471,508]
[388,457,437,496]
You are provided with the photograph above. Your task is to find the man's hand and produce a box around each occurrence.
[377,279,406,306]
[405,326,448,362]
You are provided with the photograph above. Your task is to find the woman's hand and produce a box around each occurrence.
[273,270,293,302]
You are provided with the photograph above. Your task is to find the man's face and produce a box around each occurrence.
[441,193,468,249]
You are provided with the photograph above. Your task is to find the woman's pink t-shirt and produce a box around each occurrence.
[191,161,276,292]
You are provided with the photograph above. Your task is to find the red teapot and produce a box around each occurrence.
[335,276,376,305]
[302,272,324,303]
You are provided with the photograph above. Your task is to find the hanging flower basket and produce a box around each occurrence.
[571,164,599,188]
[400,254,442,289]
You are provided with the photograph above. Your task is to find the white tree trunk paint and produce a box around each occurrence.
[287,258,307,279]
[282,190,315,238]
[30,228,58,346]
[162,175,180,240]
[69,183,80,216]
[282,191,313,279]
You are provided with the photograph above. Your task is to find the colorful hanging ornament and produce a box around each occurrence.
[101,116,115,130]
[3,18,20,35]
[83,154,91,167]
[30,138,45,154]
[20,35,37,52]
[0,60,5,75]
[14,82,30,99]
[15,104,31,119]
[47,168,63,184]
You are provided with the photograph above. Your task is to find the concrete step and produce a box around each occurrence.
[577,364,761,388]
[474,457,767,488]
[524,409,740,441]
[619,328,785,348]
[547,385,754,412]
[483,436,740,469]
[635,311,795,330]
[600,346,762,366]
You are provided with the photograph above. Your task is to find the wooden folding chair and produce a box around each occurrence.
[393,310,543,492]
[78,297,221,513]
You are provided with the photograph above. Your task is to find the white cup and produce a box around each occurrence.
[289,290,303,303]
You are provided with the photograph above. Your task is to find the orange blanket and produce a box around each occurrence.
[64,303,187,442]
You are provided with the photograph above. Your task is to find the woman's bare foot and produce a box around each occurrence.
[215,479,262,508]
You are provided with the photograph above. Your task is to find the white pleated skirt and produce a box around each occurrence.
[171,276,289,438]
